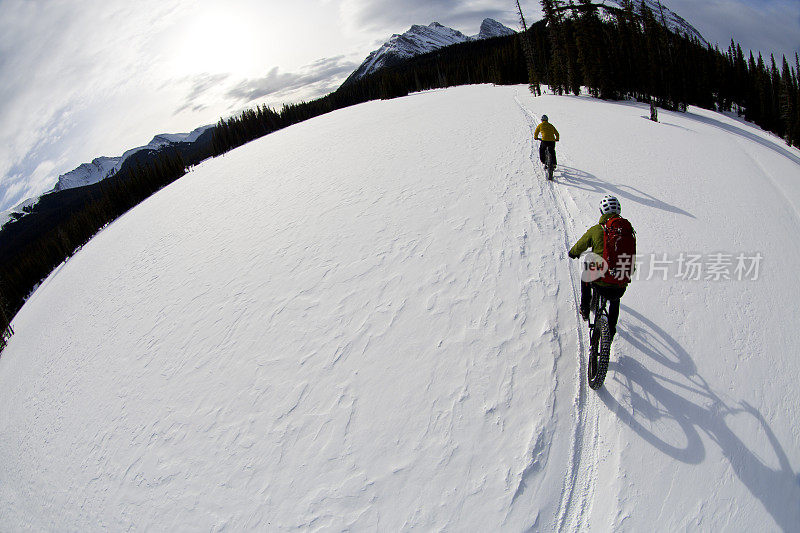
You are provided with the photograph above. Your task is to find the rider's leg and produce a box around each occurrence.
[550,143,557,166]
[608,298,620,337]
[597,285,627,337]
[539,142,547,164]
[580,280,592,319]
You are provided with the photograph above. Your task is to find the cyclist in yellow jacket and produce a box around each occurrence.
[534,115,560,169]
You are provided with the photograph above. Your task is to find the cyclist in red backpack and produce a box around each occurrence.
[568,195,636,341]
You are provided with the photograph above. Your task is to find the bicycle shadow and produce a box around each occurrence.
[557,166,695,218]
[597,305,800,531]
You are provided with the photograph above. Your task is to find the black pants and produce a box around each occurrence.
[581,281,626,335]
[539,141,557,166]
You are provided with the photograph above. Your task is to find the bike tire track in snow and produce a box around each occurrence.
[512,91,603,532]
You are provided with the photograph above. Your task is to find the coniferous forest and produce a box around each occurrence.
[1,0,799,345]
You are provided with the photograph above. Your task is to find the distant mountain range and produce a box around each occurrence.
[1,125,213,227]
[53,126,214,192]
[342,19,517,86]
[0,125,218,268]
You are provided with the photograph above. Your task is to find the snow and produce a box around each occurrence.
[1,84,799,530]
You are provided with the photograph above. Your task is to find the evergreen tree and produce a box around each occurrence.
[541,0,569,94]
[575,0,601,96]
[0,283,12,351]
[795,53,800,147]
[780,56,797,145]
[516,0,541,96]
[613,0,640,99]
[744,51,759,122]
[770,55,783,135]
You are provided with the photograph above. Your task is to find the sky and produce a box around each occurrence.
[1,0,798,213]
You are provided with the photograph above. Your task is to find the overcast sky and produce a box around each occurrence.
[1,0,798,213]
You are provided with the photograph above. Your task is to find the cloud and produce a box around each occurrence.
[0,176,26,211]
[174,73,231,115]
[0,0,194,211]
[1,152,63,211]
[226,56,359,106]
[0,102,83,209]
[340,0,527,34]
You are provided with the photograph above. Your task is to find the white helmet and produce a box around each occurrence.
[599,195,621,215]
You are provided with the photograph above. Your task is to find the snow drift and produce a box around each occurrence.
[1,85,798,530]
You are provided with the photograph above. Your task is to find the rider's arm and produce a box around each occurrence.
[533,124,542,140]
[554,126,560,142]
[568,228,593,258]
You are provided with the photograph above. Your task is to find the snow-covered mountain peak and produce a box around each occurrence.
[50,125,213,193]
[601,0,707,45]
[477,18,517,40]
[342,18,516,85]
[52,157,122,192]
[395,22,470,54]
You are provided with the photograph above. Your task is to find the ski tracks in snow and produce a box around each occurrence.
[513,91,604,531]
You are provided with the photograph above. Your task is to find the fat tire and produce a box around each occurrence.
[588,315,610,390]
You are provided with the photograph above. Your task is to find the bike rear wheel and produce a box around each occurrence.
[588,314,611,390]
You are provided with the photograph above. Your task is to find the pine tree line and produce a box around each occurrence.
[537,0,800,144]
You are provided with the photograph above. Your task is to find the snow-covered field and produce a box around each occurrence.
[1,85,798,530]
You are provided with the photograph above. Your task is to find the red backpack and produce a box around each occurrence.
[601,216,636,285]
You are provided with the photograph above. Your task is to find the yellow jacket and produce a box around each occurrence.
[534,121,560,142]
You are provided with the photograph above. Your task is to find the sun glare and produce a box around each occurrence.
[174,8,260,76]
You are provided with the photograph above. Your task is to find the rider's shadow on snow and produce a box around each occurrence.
[557,166,694,218]
[598,305,799,531]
